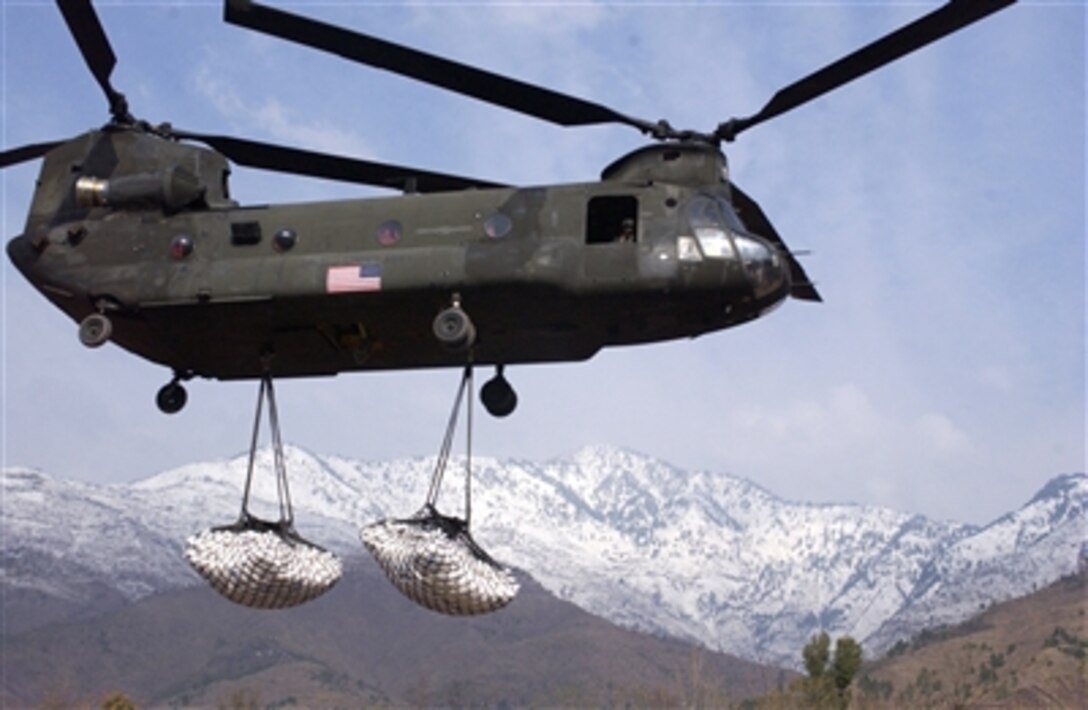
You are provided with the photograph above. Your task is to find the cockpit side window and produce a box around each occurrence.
[586,195,638,244]
[686,195,734,258]
[686,195,721,231]
[716,198,747,233]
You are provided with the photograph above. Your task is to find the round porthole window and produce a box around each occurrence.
[170,234,194,260]
[273,227,298,252]
[376,220,402,246]
[484,213,512,239]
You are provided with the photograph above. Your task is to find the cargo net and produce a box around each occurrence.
[186,373,342,609]
[360,367,519,615]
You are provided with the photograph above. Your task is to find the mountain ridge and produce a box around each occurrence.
[3,444,1084,668]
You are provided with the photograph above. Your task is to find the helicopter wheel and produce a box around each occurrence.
[156,381,188,415]
[433,305,476,351]
[78,313,113,348]
[481,366,517,418]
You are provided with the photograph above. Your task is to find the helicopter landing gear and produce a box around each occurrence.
[480,366,517,418]
[78,313,113,348]
[156,373,191,415]
[433,296,476,351]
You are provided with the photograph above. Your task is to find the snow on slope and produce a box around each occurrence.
[3,445,1083,667]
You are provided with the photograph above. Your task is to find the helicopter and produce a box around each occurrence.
[3,0,1015,419]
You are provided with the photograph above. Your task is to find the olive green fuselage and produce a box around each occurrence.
[8,128,789,380]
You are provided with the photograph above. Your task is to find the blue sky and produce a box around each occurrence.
[2,1,1083,525]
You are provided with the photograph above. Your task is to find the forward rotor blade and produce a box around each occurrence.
[173,129,507,193]
[731,183,822,302]
[0,140,63,169]
[224,0,658,135]
[56,0,131,122]
[719,0,1016,140]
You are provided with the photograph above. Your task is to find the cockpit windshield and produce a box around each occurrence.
[717,197,747,233]
[686,196,735,259]
[683,195,784,298]
[685,195,751,258]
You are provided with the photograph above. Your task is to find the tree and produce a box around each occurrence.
[831,636,863,694]
[101,692,136,710]
[796,633,835,707]
[794,633,864,709]
[803,632,831,679]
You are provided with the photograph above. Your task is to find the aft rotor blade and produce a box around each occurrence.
[224,0,659,136]
[173,129,507,193]
[718,0,1016,140]
[0,140,63,169]
[56,0,131,123]
[731,183,822,302]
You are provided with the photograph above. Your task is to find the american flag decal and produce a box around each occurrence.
[326,262,382,293]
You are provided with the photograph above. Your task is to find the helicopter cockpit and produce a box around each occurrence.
[680,195,787,300]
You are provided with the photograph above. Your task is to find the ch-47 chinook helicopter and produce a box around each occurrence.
[4,0,1015,418]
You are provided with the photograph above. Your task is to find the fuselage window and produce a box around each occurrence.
[586,195,638,244]
[375,219,402,246]
[484,213,512,238]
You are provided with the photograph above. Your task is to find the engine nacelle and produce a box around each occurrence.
[75,165,205,212]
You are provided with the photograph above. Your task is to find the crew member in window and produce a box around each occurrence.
[617,218,635,243]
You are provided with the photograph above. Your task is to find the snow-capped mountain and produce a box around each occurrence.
[2,445,1084,667]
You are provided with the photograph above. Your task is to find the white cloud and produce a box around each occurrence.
[914,412,972,457]
[192,59,372,158]
[697,383,979,512]
[489,1,610,34]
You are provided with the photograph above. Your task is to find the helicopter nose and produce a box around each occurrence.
[6,234,36,280]
[732,234,789,301]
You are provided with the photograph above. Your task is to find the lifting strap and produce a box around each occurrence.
[424,365,475,525]
[240,372,294,527]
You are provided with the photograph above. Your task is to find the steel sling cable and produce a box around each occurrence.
[425,365,473,514]
[359,363,517,615]
[265,375,294,527]
[186,370,342,608]
[239,373,267,522]
[240,372,294,526]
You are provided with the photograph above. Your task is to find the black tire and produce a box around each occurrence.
[481,375,517,417]
[156,382,188,414]
[78,313,112,348]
